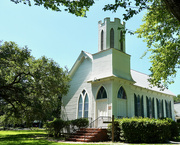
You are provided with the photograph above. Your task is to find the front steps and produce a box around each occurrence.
[66,128,108,142]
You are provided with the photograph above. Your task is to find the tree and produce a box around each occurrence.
[10,0,180,21]
[0,41,70,126]
[135,0,180,89]
[11,0,94,17]
[174,94,180,103]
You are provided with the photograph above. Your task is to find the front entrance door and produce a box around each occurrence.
[96,99,108,128]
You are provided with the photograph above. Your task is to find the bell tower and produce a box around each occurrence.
[98,17,126,52]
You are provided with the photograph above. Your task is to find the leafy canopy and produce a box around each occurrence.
[135,0,180,88]
[11,0,153,20]
[174,94,180,103]
[0,41,70,125]
[11,0,94,17]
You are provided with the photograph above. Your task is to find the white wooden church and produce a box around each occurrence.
[62,18,175,127]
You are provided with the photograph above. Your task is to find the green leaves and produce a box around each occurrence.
[174,94,180,103]
[0,41,70,125]
[11,0,94,17]
[103,0,150,21]
[135,0,180,88]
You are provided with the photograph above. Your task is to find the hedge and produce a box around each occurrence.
[45,118,89,137]
[45,118,69,137]
[108,117,179,143]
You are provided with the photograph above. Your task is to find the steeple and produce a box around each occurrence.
[98,17,126,52]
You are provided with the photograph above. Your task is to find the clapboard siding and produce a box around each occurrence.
[92,49,113,79]
[62,58,92,120]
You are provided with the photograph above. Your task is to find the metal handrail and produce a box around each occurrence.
[83,116,112,141]
[88,116,111,128]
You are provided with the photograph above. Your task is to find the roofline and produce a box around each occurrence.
[131,70,176,97]
[69,51,92,78]
[92,48,131,57]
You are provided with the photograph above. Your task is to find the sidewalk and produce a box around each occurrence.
[55,140,180,145]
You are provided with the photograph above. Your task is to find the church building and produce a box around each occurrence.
[62,18,175,127]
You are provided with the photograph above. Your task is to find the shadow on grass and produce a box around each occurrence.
[0,132,57,145]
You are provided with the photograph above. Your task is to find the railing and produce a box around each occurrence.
[63,116,112,140]
[83,116,112,141]
[88,116,112,128]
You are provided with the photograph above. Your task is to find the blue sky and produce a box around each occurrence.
[0,0,179,96]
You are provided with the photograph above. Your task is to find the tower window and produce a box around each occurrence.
[120,31,123,51]
[110,28,114,48]
[101,30,104,50]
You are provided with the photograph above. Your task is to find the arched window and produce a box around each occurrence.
[157,99,164,118]
[78,95,83,118]
[146,97,154,118]
[134,94,138,116]
[152,98,155,118]
[101,30,104,50]
[146,96,150,117]
[134,94,144,117]
[141,95,144,117]
[165,100,172,118]
[162,100,164,118]
[169,101,172,119]
[84,94,89,118]
[120,31,123,51]
[137,95,141,116]
[117,87,127,99]
[165,100,169,117]
[110,28,114,48]
[97,86,107,99]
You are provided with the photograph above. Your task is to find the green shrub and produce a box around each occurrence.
[71,118,89,129]
[107,117,177,143]
[120,118,171,143]
[45,118,69,137]
[164,118,179,139]
[45,118,88,138]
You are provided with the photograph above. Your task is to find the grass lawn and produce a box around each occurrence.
[0,129,114,145]
[0,129,58,145]
[0,129,179,145]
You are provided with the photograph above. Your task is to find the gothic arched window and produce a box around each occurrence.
[84,94,89,118]
[101,30,104,50]
[134,94,144,117]
[110,28,114,48]
[78,95,83,118]
[117,87,127,99]
[97,86,107,99]
[166,101,172,118]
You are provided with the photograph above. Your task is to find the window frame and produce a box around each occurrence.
[78,95,83,118]
[97,86,107,100]
[117,86,127,99]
